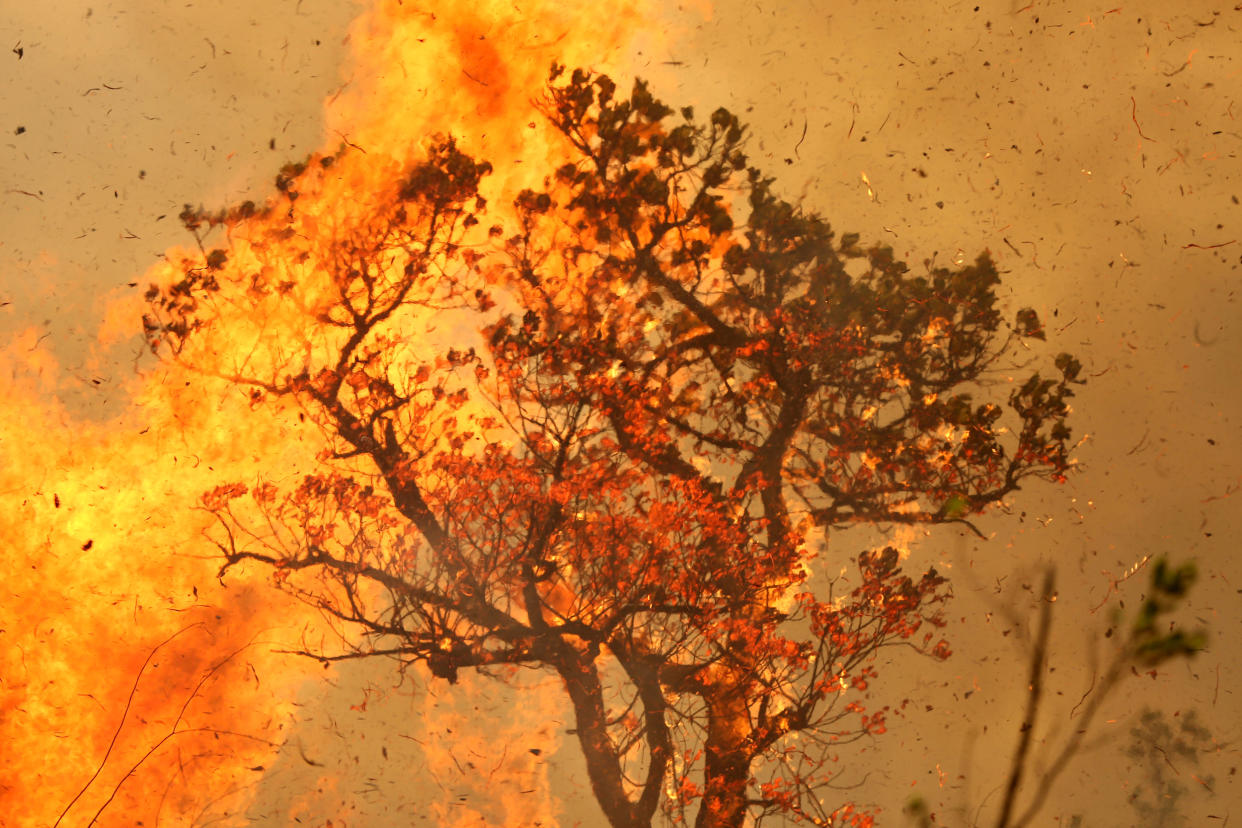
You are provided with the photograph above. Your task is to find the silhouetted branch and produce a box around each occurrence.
[995,569,1055,828]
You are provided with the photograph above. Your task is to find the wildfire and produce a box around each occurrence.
[4,0,656,824]
[0,337,321,825]
[4,0,1090,823]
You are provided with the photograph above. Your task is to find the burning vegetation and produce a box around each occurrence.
[3,1,1217,825]
[139,60,1083,827]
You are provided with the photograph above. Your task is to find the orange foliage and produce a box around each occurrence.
[140,58,1080,828]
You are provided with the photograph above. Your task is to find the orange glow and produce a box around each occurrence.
[5,0,652,823]
[0,339,321,825]
[326,0,653,202]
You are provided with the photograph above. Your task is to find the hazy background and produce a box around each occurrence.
[3,0,1237,824]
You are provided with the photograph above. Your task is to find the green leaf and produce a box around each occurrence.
[938,493,970,520]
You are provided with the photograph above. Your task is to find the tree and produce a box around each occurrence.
[901,558,1207,828]
[989,559,1208,828]
[143,65,1082,828]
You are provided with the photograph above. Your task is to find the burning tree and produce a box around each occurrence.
[144,67,1080,827]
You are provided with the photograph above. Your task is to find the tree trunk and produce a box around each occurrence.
[558,654,643,828]
[695,678,754,828]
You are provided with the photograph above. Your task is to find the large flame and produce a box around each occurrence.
[327,0,651,199]
[0,336,320,826]
[4,0,657,823]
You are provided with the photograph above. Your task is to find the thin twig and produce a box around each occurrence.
[55,623,204,827]
[995,569,1054,828]
[85,642,256,825]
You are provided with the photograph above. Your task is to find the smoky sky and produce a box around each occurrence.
[2,0,1237,824]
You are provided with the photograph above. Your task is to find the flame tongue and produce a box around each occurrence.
[329,0,651,198]
[0,361,321,825]
[5,0,656,824]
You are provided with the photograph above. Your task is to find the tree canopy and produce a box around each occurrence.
[144,65,1082,828]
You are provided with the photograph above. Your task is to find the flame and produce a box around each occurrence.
[6,0,660,823]
[326,0,652,202]
[416,672,565,827]
[0,339,321,826]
